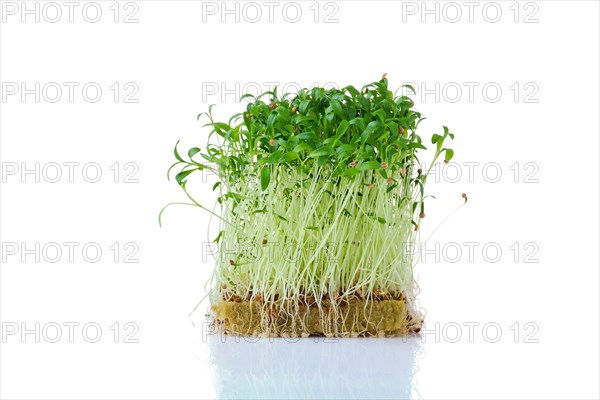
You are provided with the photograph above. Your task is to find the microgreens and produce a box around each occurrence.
[163,75,456,336]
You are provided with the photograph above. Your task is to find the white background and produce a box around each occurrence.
[1,1,599,399]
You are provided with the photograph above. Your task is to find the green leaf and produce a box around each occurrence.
[204,122,231,137]
[280,152,299,163]
[308,146,334,158]
[336,144,356,154]
[372,109,387,122]
[256,157,269,167]
[408,142,427,150]
[175,169,195,185]
[349,117,365,130]
[260,167,270,191]
[299,100,310,114]
[297,132,317,141]
[268,150,283,164]
[174,141,184,162]
[188,147,201,159]
[342,168,360,178]
[357,161,382,171]
[445,148,454,162]
[402,84,416,94]
[167,161,184,181]
[239,93,256,102]
[336,144,356,159]
[330,100,345,118]
[361,121,381,144]
[267,113,277,130]
[322,137,342,147]
[431,134,442,144]
[336,120,350,137]
[293,143,313,153]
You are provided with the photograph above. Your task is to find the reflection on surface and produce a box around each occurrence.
[208,334,422,399]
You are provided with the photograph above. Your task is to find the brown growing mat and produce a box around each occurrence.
[212,298,422,337]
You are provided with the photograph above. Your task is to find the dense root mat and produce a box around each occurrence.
[212,298,419,337]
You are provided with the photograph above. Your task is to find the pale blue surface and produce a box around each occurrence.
[208,335,422,399]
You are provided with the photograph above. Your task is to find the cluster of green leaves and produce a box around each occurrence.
[170,76,454,192]
[162,77,458,310]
